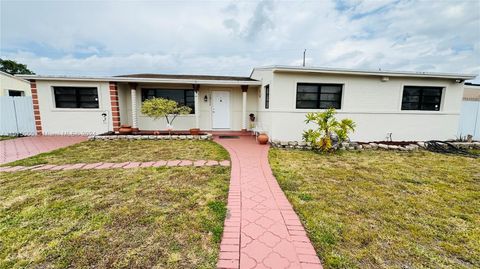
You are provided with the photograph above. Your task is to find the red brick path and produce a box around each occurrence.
[0,159,230,172]
[215,136,322,269]
[0,136,87,165]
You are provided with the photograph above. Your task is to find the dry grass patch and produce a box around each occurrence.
[0,166,229,268]
[269,149,480,269]
[5,140,229,166]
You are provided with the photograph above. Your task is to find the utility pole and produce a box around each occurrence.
[302,49,306,67]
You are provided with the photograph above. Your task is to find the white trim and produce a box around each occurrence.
[293,80,346,111]
[253,65,477,80]
[194,90,199,128]
[131,87,138,129]
[16,75,262,86]
[49,85,103,111]
[398,84,448,112]
[0,71,30,83]
[242,90,247,129]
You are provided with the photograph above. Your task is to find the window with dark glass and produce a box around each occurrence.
[53,87,99,108]
[265,85,270,109]
[141,88,195,113]
[296,83,342,109]
[8,90,24,97]
[401,86,442,111]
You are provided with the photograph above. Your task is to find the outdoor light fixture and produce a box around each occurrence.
[204,95,208,102]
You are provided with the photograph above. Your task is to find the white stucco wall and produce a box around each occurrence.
[0,72,31,96]
[118,83,259,131]
[251,70,464,142]
[36,80,112,135]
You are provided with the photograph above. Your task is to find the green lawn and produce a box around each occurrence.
[0,140,231,268]
[0,136,17,141]
[5,140,230,166]
[269,149,480,269]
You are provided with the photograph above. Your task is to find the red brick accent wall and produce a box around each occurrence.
[109,82,121,132]
[30,80,43,135]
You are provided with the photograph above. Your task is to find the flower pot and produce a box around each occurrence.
[257,133,269,145]
[118,125,133,135]
[189,128,201,135]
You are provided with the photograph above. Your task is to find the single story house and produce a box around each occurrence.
[17,66,477,142]
[0,71,31,96]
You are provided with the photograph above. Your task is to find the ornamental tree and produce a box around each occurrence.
[141,98,191,131]
[302,108,356,152]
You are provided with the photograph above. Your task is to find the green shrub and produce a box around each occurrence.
[302,108,356,152]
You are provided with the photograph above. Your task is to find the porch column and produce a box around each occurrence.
[193,84,200,129]
[241,85,248,131]
[129,83,138,130]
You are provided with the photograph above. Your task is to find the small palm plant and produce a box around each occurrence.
[302,108,356,152]
[141,98,191,133]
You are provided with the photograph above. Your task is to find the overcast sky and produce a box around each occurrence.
[1,0,479,82]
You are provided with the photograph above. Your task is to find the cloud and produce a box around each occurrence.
[243,0,275,40]
[1,0,479,82]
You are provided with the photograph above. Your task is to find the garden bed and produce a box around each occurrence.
[90,131,213,141]
[100,130,210,136]
[271,140,480,151]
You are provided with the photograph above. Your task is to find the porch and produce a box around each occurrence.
[111,74,261,133]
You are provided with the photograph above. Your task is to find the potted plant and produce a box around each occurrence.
[118,124,133,134]
[141,98,192,135]
[257,132,269,144]
[189,128,200,135]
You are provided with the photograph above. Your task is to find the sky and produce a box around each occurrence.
[1,0,479,82]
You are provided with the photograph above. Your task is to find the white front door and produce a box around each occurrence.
[212,91,230,129]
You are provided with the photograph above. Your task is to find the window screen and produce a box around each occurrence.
[296,83,342,109]
[401,86,442,111]
[54,87,99,108]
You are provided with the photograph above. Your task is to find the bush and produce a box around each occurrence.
[302,108,356,152]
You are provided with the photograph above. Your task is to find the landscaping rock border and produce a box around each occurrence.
[88,133,213,141]
[270,140,480,152]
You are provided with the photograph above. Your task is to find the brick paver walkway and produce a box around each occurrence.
[215,136,322,269]
[0,160,230,172]
[0,136,87,164]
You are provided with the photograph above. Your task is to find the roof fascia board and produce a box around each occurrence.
[271,67,476,80]
[16,75,262,86]
[0,71,30,83]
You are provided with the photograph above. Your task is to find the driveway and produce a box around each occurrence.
[0,136,87,165]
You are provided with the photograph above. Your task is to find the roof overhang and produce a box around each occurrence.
[254,65,477,80]
[15,75,262,86]
[1,71,30,83]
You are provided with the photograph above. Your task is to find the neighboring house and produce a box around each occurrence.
[463,82,480,100]
[458,83,480,140]
[17,66,477,142]
[0,71,31,96]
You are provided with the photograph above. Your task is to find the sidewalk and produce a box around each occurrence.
[0,136,87,164]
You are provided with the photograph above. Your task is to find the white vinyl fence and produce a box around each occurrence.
[458,99,480,140]
[0,96,36,136]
